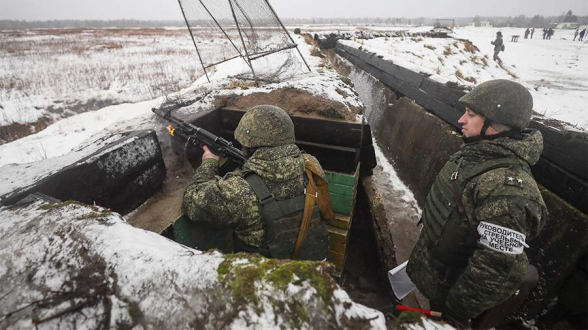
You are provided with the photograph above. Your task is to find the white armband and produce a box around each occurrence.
[477,221,529,255]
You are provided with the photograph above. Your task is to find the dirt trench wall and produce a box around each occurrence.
[327,49,588,323]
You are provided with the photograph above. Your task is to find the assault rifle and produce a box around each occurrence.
[152,106,246,166]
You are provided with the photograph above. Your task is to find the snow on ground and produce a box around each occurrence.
[0,33,360,168]
[0,98,161,167]
[0,28,203,127]
[0,201,386,329]
[340,26,588,131]
[453,26,588,129]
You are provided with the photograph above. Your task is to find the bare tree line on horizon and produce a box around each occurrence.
[1,12,587,30]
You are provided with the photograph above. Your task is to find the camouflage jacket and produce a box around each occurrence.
[406,129,548,321]
[182,144,317,250]
[491,36,503,51]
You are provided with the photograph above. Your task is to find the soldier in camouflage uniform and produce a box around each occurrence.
[406,80,548,328]
[182,105,329,260]
[491,31,504,63]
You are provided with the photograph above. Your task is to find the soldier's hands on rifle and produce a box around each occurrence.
[201,146,220,162]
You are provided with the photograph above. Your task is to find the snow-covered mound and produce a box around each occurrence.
[0,200,385,329]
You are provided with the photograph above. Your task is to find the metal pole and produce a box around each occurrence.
[198,0,246,61]
[228,0,258,86]
[264,0,311,72]
[177,0,209,82]
[234,0,255,37]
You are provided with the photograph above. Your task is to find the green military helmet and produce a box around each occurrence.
[234,105,296,148]
[459,79,533,130]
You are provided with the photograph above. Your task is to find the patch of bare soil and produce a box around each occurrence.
[126,132,194,233]
[0,117,52,145]
[214,87,362,121]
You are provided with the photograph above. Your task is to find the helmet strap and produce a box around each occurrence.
[463,127,524,144]
[480,119,492,138]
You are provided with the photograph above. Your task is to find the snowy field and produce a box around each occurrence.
[340,26,588,130]
[0,28,203,137]
[0,32,360,167]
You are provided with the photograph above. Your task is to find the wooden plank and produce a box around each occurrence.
[327,225,348,244]
[188,107,222,134]
[296,141,359,174]
[218,129,360,173]
[419,77,466,113]
[328,213,351,230]
[329,239,346,255]
[528,121,588,181]
[220,108,364,149]
[328,250,346,269]
[340,44,423,88]
[531,158,587,213]
[372,54,424,89]
[330,193,354,215]
[326,171,356,186]
[328,182,354,197]
[335,47,462,126]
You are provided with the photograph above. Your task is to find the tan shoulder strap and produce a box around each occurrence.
[292,155,334,259]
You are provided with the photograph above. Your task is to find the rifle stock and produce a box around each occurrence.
[152,107,246,166]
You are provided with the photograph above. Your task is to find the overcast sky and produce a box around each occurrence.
[1,0,587,21]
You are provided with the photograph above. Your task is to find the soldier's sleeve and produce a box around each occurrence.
[445,169,547,321]
[181,159,247,229]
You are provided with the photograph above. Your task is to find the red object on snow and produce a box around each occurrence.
[396,304,442,318]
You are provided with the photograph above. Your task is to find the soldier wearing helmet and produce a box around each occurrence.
[491,31,504,62]
[406,80,548,328]
[182,105,329,260]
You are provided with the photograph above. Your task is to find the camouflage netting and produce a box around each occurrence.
[178,0,305,81]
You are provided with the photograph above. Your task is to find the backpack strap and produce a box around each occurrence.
[293,155,335,259]
[293,167,318,260]
[244,172,284,223]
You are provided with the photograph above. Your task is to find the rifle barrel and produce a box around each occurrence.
[152,107,246,166]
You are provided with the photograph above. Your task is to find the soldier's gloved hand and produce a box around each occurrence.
[201,146,220,162]
[442,308,471,329]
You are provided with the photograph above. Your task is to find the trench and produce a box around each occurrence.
[123,106,406,323]
[324,42,588,329]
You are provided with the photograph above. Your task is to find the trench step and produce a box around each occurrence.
[329,213,351,230]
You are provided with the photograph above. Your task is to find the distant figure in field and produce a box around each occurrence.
[547,28,554,40]
[573,28,579,41]
[542,28,547,39]
[580,29,586,41]
[530,28,535,39]
[491,31,504,63]
[524,28,530,39]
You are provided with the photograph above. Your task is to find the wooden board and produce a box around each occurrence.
[328,182,355,197]
[220,108,364,148]
[528,121,588,181]
[326,171,356,186]
[330,193,354,215]
[329,213,352,230]
[329,239,346,255]
[335,45,462,126]
[327,225,348,244]
[219,108,377,175]
[419,77,466,113]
